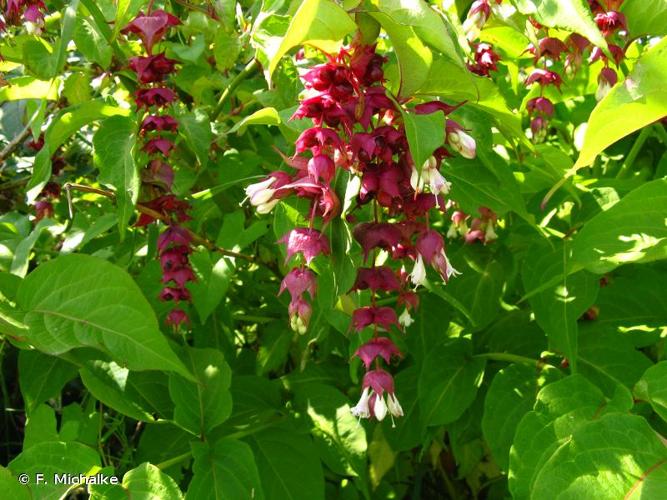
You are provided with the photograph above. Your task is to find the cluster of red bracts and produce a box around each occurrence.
[2,0,46,31]
[463,1,502,77]
[122,10,192,329]
[524,1,627,141]
[246,43,477,422]
[446,206,498,245]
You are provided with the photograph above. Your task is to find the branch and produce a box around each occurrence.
[64,182,255,262]
[212,58,261,120]
[0,102,57,171]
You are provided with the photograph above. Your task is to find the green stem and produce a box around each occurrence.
[156,451,192,470]
[212,59,260,120]
[616,126,651,178]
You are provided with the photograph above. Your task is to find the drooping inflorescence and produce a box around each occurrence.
[122,9,194,330]
[246,42,477,422]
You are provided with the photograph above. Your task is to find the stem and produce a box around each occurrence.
[473,352,557,370]
[156,451,192,470]
[212,59,260,120]
[616,127,651,178]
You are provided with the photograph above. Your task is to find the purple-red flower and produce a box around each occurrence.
[143,137,174,157]
[160,286,191,302]
[595,11,627,36]
[129,53,178,83]
[596,67,618,101]
[532,37,569,62]
[279,228,330,264]
[353,223,403,261]
[468,43,500,76]
[351,266,400,292]
[354,337,402,369]
[141,115,179,134]
[279,267,317,300]
[157,225,191,252]
[244,171,292,214]
[295,127,344,154]
[166,308,190,327]
[135,88,177,109]
[288,296,312,334]
[412,230,460,285]
[352,306,401,332]
[525,69,562,90]
[527,97,554,116]
[122,9,181,55]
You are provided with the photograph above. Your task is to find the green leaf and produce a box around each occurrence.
[482,364,561,472]
[229,107,281,135]
[25,147,53,205]
[79,360,157,422]
[418,338,486,427]
[93,115,139,235]
[0,466,30,500]
[531,414,667,499]
[383,366,422,451]
[578,329,652,397]
[189,251,233,323]
[574,38,667,170]
[571,179,667,273]
[17,254,192,380]
[8,441,101,500]
[621,0,667,37]
[508,374,633,498]
[123,463,184,500]
[168,347,232,436]
[213,29,242,71]
[178,110,212,167]
[52,0,81,76]
[10,218,62,277]
[370,12,433,97]
[18,350,77,414]
[0,76,60,101]
[268,0,356,78]
[635,362,667,423]
[246,425,325,500]
[516,0,608,52]
[522,242,599,370]
[401,109,445,172]
[73,16,113,69]
[187,439,264,500]
[369,0,463,65]
[23,404,59,450]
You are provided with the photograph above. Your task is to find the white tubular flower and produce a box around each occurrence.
[351,387,371,419]
[398,308,414,328]
[373,394,388,421]
[387,393,404,417]
[410,254,427,287]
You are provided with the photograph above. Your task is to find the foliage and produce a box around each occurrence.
[0,0,666,498]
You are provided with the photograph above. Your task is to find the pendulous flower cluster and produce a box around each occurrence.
[463,0,503,77]
[1,0,46,32]
[122,9,193,329]
[246,42,477,422]
[522,0,628,141]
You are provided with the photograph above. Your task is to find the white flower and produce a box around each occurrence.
[245,177,276,206]
[443,252,461,282]
[447,224,459,240]
[410,255,427,287]
[398,308,414,328]
[350,387,371,419]
[484,223,498,242]
[387,393,404,417]
[448,130,477,159]
[256,198,280,215]
[595,80,612,102]
[373,394,388,421]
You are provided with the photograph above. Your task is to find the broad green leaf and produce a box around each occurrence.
[187,439,264,500]
[268,0,356,77]
[370,12,433,97]
[531,414,667,499]
[621,0,667,37]
[10,219,62,277]
[8,441,101,500]
[571,179,667,273]
[0,76,59,101]
[482,364,561,472]
[635,362,667,423]
[383,366,422,451]
[0,466,30,500]
[23,404,58,450]
[418,338,486,427]
[73,17,113,69]
[79,360,156,422]
[189,251,233,323]
[17,254,192,380]
[246,425,325,500]
[523,242,599,371]
[515,0,608,51]
[178,110,212,167]
[168,347,232,436]
[257,324,292,376]
[93,115,139,235]
[401,109,445,172]
[574,38,667,170]
[48,101,129,150]
[136,423,192,467]
[293,383,367,479]
[123,463,184,500]
[213,29,241,71]
[18,350,77,414]
[370,0,463,65]
[25,147,52,205]
[509,374,633,498]
[578,329,652,397]
[229,107,281,135]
